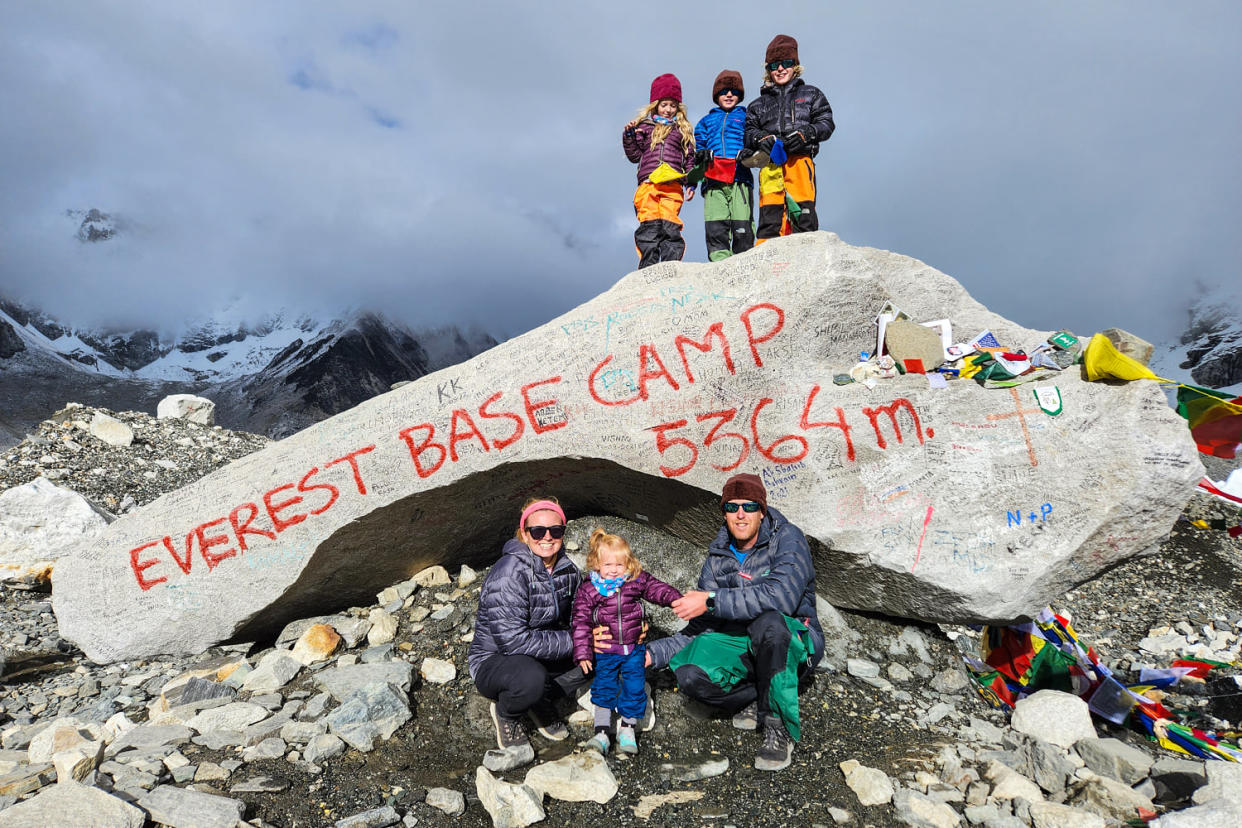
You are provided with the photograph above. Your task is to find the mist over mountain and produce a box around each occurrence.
[0,208,497,446]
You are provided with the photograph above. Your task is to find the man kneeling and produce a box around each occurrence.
[647,473,824,771]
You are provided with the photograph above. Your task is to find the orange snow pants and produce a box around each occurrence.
[756,155,817,243]
[633,180,686,268]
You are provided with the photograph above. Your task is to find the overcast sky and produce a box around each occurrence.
[2,1,1238,343]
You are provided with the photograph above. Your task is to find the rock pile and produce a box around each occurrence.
[0,402,269,518]
[2,504,1240,826]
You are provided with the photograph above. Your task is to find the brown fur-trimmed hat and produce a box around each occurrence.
[712,70,744,102]
[765,34,799,65]
[721,473,767,511]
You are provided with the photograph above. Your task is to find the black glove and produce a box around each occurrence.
[694,147,713,167]
[758,134,776,152]
[784,130,808,154]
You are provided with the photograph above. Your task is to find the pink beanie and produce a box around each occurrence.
[649,73,683,104]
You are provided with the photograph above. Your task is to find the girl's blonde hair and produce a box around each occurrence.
[514,495,562,540]
[762,64,804,86]
[587,528,642,578]
[635,100,695,155]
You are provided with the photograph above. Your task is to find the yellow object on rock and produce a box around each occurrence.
[1083,333,1166,383]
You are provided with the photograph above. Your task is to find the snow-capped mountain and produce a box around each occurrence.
[0,297,497,445]
[1151,285,1242,396]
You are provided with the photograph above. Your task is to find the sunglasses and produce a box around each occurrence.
[526,524,566,540]
[718,88,743,98]
[766,59,796,71]
[722,501,762,514]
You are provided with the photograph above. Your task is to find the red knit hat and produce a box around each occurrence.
[765,34,799,65]
[721,473,767,511]
[712,70,744,102]
[649,73,683,104]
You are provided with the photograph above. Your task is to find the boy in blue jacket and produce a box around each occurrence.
[693,70,755,262]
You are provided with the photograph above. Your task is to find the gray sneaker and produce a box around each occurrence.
[584,730,611,755]
[732,701,759,731]
[528,700,569,741]
[754,717,793,772]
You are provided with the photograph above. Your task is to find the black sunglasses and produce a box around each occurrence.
[722,502,762,513]
[526,524,566,540]
[766,59,796,71]
[718,88,743,98]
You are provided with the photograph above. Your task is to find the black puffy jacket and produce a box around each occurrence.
[744,79,835,158]
[467,538,583,678]
[647,505,825,669]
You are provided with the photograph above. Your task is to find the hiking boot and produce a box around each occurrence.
[732,701,759,731]
[490,702,531,750]
[754,716,793,772]
[584,729,611,755]
[528,701,569,741]
[485,702,535,771]
[616,724,638,755]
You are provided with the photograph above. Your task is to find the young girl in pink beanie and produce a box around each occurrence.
[622,73,696,268]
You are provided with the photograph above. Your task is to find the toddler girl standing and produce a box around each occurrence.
[622,73,696,268]
[572,529,681,754]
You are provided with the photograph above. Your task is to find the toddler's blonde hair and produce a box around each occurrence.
[634,100,695,156]
[587,528,642,578]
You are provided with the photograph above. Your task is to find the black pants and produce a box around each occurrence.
[473,654,587,720]
[672,610,807,719]
[635,219,685,269]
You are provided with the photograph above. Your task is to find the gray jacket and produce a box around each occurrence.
[467,538,583,679]
[647,505,824,668]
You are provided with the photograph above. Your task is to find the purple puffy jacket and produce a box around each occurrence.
[622,119,695,184]
[571,571,682,662]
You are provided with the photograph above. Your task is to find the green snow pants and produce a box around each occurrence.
[702,181,754,262]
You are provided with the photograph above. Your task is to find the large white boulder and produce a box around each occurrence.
[52,233,1203,662]
[0,477,111,582]
[157,394,216,425]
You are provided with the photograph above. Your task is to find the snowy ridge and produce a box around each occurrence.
[1151,284,1242,397]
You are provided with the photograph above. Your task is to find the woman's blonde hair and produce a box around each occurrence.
[762,64,804,86]
[514,495,562,540]
[635,100,695,155]
[587,528,642,578]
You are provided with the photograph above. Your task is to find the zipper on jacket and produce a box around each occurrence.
[616,589,628,656]
[719,110,728,159]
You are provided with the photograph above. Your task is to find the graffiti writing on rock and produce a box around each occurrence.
[1006,503,1053,527]
[648,389,931,479]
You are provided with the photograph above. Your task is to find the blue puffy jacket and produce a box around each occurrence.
[467,538,583,679]
[647,505,824,669]
[693,106,754,187]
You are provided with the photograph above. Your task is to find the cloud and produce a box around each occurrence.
[1,1,1239,345]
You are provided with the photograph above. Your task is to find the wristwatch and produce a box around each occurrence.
[705,591,717,613]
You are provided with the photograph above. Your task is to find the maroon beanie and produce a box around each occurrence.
[712,70,744,102]
[649,73,682,104]
[721,473,767,511]
[765,34,799,65]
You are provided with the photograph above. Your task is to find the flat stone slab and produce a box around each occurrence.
[137,784,246,828]
[314,662,413,701]
[52,232,1204,661]
[0,780,145,827]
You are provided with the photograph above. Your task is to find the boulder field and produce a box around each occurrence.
[52,232,1203,662]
